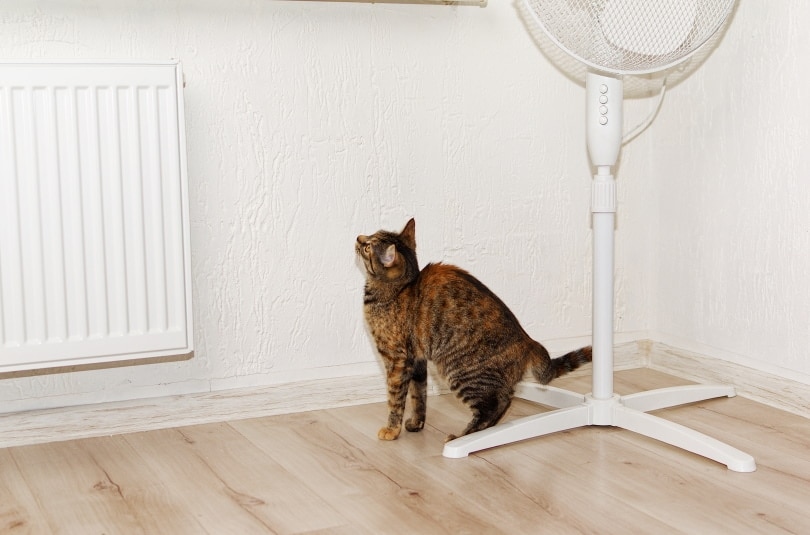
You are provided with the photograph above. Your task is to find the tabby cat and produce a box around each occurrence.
[356,218,592,443]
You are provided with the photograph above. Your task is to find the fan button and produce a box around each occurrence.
[600,84,608,94]
[599,105,608,115]
[599,116,608,125]
[599,95,608,104]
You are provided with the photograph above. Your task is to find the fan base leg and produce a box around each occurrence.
[441,382,756,473]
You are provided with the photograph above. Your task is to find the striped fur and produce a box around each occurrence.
[356,219,592,442]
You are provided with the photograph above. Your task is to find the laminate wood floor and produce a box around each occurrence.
[2,368,809,534]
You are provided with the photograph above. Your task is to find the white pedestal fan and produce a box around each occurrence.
[443,0,756,472]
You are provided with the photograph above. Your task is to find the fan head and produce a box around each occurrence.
[523,0,736,76]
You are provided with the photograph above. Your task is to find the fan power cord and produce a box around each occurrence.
[622,77,668,146]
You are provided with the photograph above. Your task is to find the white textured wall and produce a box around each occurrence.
[650,1,810,383]
[2,1,657,413]
[5,0,801,415]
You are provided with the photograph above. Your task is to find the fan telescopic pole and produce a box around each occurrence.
[587,72,623,403]
[443,0,756,472]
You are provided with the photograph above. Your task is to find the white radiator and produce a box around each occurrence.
[0,61,193,372]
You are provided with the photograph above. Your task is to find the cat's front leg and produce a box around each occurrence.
[405,358,427,432]
[377,351,413,441]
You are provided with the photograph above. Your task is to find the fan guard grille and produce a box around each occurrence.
[523,0,735,75]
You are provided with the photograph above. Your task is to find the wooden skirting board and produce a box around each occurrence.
[1,340,808,449]
[646,340,810,420]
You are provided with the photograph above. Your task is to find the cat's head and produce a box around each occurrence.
[356,218,418,282]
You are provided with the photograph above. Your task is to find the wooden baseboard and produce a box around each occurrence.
[1,339,807,449]
[646,340,810,420]
[0,375,387,449]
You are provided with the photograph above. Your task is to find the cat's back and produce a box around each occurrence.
[417,262,460,285]
[416,262,476,300]
[416,262,522,328]
[413,262,531,366]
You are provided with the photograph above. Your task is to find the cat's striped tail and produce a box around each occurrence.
[531,344,592,385]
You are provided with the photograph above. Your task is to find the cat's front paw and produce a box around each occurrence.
[444,433,459,443]
[405,418,425,432]
[377,426,401,440]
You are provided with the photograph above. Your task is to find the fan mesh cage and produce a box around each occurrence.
[523,0,735,75]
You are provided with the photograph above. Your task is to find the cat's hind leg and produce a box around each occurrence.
[405,358,427,432]
[447,388,513,442]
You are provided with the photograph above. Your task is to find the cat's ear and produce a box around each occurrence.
[400,218,416,250]
[380,244,397,267]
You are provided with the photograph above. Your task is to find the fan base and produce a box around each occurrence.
[442,382,757,473]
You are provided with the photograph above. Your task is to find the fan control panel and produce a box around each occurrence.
[598,87,609,124]
[586,73,623,167]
